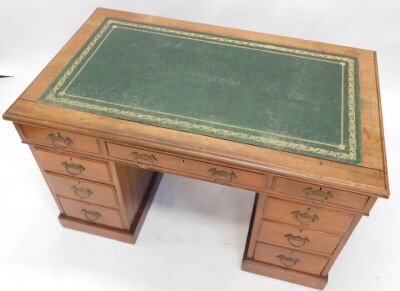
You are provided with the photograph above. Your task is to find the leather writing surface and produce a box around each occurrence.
[40,18,361,164]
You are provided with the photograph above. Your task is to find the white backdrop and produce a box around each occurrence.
[1,1,399,291]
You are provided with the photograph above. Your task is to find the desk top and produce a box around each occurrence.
[39,18,360,165]
[3,8,389,197]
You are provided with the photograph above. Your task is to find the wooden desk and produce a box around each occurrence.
[3,8,389,289]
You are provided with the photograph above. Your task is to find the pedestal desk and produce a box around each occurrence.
[3,8,389,289]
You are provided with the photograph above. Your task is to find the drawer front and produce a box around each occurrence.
[264,197,353,236]
[47,173,119,207]
[254,242,329,276]
[35,149,112,183]
[107,142,183,170]
[106,142,265,189]
[258,220,341,255]
[182,159,265,189]
[58,197,123,229]
[273,177,369,210]
[21,124,101,154]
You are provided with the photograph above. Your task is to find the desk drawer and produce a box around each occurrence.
[183,159,265,189]
[35,149,112,183]
[254,242,329,276]
[272,177,369,210]
[107,142,183,171]
[106,142,265,189]
[47,173,119,207]
[58,197,123,229]
[264,197,353,236]
[258,220,341,255]
[21,124,101,154]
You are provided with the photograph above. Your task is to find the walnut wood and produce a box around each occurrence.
[107,141,266,190]
[320,215,362,277]
[112,162,155,228]
[373,52,390,195]
[21,124,102,155]
[58,196,124,229]
[13,123,27,143]
[243,194,329,289]
[34,148,113,183]
[241,259,328,290]
[253,242,330,276]
[3,8,389,197]
[59,214,135,244]
[244,192,366,288]
[265,191,371,216]
[245,193,262,259]
[28,145,65,213]
[1,8,389,289]
[258,220,342,255]
[362,195,378,215]
[28,141,163,241]
[59,171,162,243]
[262,197,354,236]
[5,100,388,197]
[46,173,119,207]
[272,176,370,210]
[129,172,163,243]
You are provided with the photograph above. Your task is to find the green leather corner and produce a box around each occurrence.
[40,18,361,164]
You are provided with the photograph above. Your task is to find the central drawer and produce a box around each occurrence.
[106,142,265,189]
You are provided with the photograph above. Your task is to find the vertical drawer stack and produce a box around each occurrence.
[254,197,352,275]
[243,176,373,289]
[19,124,132,236]
[34,149,126,230]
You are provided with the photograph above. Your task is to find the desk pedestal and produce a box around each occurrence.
[242,193,362,289]
[58,172,163,243]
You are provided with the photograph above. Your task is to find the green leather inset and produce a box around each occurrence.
[40,18,361,164]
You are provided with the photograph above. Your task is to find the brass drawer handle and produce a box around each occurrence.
[208,168,237,185]
[303,187,333,204]
[284,234,310,248]
[61,161,85,176]
[48,132,73,149]
[291,210,319,227]
[130,152,157,169]
[71,186,93,199]
[81,209,102,221]
[277,255,300,267]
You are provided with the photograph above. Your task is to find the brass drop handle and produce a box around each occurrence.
[284,234,310,248]
[277,255,300,267]
[303,187,333,204]
[208,168,237,185]
[48,132,73,149]
[291,210,319,227]
[62,161,85,176]
[71,186,93,199]
[81,209,102,221]
[130,152,157,169]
